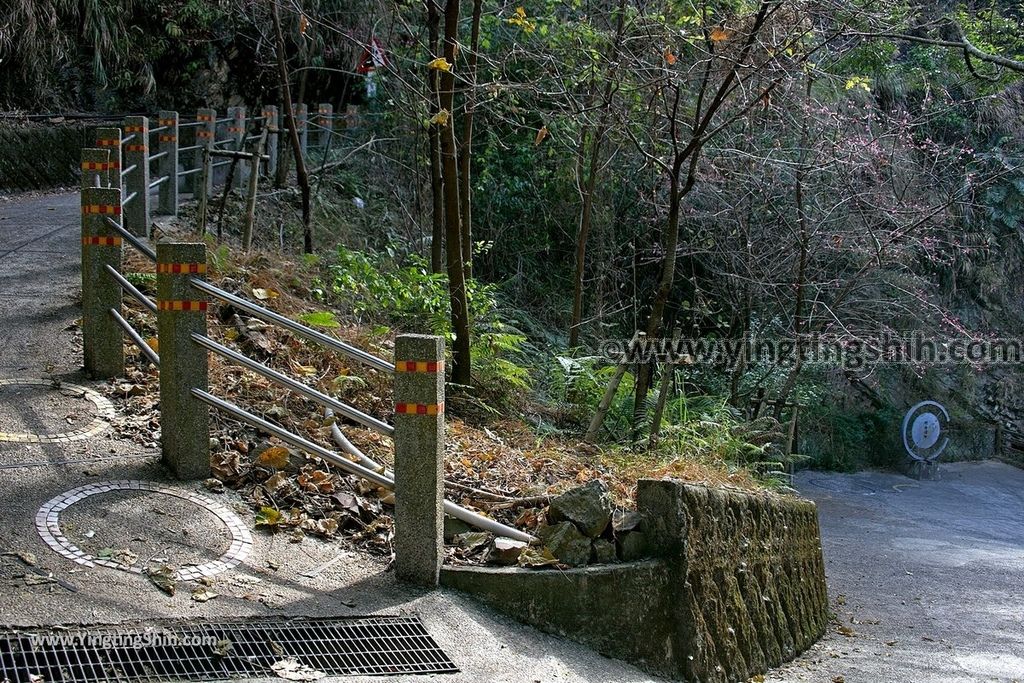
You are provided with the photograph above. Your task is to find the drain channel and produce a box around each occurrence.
[0,616,458,681]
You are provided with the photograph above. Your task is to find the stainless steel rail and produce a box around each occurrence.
[150,150,168,162]
[188,278,395,373]
[123,191,138,205]
[110,308,160,366]
[179,144,202,153]
[121,164,137,177]
[192,334,394,436]
[121,133,136,144]
[104,216,157,262]
[178,166,203,177]
[149,176,169,189]
[150,125,168,134]
[194,388,392,487]
[192,388,536,543]
[105,264,157,314]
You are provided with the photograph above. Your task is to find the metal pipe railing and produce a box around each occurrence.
[105,264,157,313]
[123,191,138,206]
[150,150,168,162]
[189,278,394,373]
[104,216,157,262]
[149,125,168,134]
[178,166,203,177]
[192,388,535,543]
[192,334,393,436]
[179,144,202,153]
[110,309,160,366]
[149,176,169,189]
[121,163,137,177]
[179,120,203,128]
[121,133,136,144]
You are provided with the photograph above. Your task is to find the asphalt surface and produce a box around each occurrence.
[2,189,1022,683]
[0,190,662,683]
[771,462,1024,683]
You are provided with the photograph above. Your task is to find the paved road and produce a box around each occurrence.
[3,189,1022,683]
[0,190,662,683]
[771,462,1024,683]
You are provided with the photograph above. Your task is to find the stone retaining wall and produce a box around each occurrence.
[441,479,829,682]
[0,124,91,191]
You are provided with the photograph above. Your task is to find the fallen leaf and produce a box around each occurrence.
[517,546,558,568]
[271,658,325,681]
[258,447,291,470]
[146,565,177,596]
[251,287,279,300]
[710,26,731,42]
[256,507,283,527]
[191,588,218,603]
[427,57,452,72]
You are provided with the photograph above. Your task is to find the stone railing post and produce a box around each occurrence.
[292,102,308,161]
[317,103,333,148]
[95,128,122,192]
[393,334,445,587]
[81,187,124,379]
[157,110,179,215]
[196,108,216,197]
[262,105,279,178]
[227,105,247,189]
[157,242,210,480]
[123,116,150,237]
[80,148,110,189]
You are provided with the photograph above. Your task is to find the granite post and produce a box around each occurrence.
[122,116,150,237]
[80,148,110,189]
[262,105,279,178]
[157,242,210,480]
[81,187,124,379]
[393,334,445,587]
[317,103,333,148]
[195,108,216,196]
[227,105,247,189]
[95,128,122,192]
[157,110,179,215]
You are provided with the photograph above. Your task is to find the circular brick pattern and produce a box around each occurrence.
[0,378,114,443]
[36,480,253,582]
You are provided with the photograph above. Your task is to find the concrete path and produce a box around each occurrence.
[0,190,662,683]
[769,462,1024,683]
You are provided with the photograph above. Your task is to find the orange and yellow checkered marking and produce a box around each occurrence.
[159,135,177,143]
[262,111,275,119]
[395,402,444,416]
[126,144,147,153]
[82,204,121,215]
[196,131,214,139]
[81,236,122,247]
[97,138,120,147]
[157,263,207,274]
[197,114,213,122]
[227,126,244,134]
[159,118,175,126]
[81,161,114,171]
[157,300,208,312]
[395,361,442,374]
[124,125,145,133]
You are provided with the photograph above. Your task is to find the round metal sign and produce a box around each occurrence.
[901,400,949,462]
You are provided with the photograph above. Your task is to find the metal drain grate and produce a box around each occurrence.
[0,616,458,682]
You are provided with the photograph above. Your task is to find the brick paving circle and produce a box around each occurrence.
[0,378,114,443]
[35,480,253,582]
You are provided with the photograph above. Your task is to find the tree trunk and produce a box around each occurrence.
[457,0,483,280]
[426,0,444,274]
[271,0,313,253]
[568,0,627,347]
[439,0,472,385]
